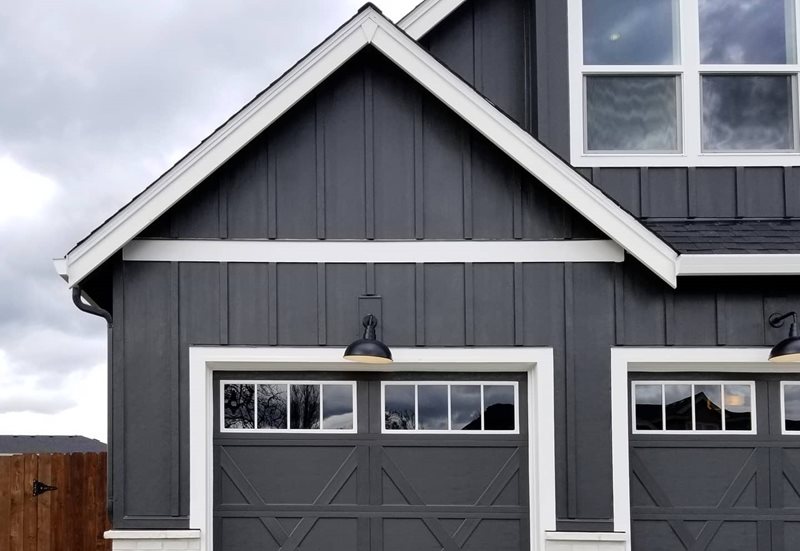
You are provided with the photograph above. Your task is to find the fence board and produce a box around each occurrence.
[0,452,109,551]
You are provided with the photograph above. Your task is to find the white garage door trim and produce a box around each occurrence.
[609,347,800,551]
[189,346,556,551]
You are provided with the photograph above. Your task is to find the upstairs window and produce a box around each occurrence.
[569,0,800,166]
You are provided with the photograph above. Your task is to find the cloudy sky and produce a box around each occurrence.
[0,0,420,442]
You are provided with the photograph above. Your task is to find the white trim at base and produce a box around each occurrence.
[546,532,628,542]
[609,347,799,551]
[122,239,625,264]
[104,530,200,540]
[189,346,556,551]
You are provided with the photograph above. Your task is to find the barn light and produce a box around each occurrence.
[769,312,800,362]
[344,314,392,364]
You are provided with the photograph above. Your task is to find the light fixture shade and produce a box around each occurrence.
[769,312,800,362]
[343,314,393,364]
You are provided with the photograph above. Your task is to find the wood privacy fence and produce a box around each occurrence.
[0,452,110,551]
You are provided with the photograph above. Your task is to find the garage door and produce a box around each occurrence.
[213,372,530,551]
[629,373,800,550]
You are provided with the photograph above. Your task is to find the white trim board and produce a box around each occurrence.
[58,5,679,288]
[189,346,556,551]
[397,0,468,38]
[677,254,800,276]
[609,347,797,551]
[122,239,625,264]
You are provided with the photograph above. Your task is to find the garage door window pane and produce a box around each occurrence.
[586,76,680,152]
[451,385,482,431]
[290,384,321,430]
[418,385,448,430]
[702,75,795,151]
[665,384,692,430]
[635,384,663,431]
[784,383,800,432]
[385,385,416,430]
[257,384,287,429]
[724,384,752,431]
[322,384,354,430]
[224,384,255,429]
[695,384,723,431]
[699,0,794,64]
[484,385,515,431]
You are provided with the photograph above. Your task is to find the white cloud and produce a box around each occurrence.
[0,156,58,224]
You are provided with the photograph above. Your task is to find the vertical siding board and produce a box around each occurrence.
[170,177,221,238]
[739,167,786,217]
[317,263,327,345]
[786,166,800,217]
[170,262,181,517]
[364,66,375,240]
[375,264,416,346]
[694,168,737,217]
[422,1,475,85]
[228,263,270,345]
[622,262,666,345]
[472,263,515,345]
[672,287,718,345]
[639,168,650,218]
[647,168,689,218]
[513,170,524,239]
[721,288,766,345]
[471,134,515,239]
[735,166,746,218]
[218,173,228,239]
[514,263,524,345]
[687,167,698,218]
[326,264,367,346]
[414,92,425,239]
[424,264,467,345]
[535,0,570,156]
[462,131,473,239]
[415,264,426,345]
[613,264,625,345]
[267,142,278,239]
[112,262,124,525]
[464,263,475,345]
[373,59,416,239]
[593,168,641,216]
[316,94,327,239]
[522,264,565,346]
[226,139,269,238]
[563,264,577,518]
[268,263,278,345]
[219,263,229,346]
[276,264,319,345]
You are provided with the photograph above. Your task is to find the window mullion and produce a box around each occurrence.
[683,0,702,157]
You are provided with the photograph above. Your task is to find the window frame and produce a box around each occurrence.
[381,381,520,435]
[219,380,358,434]
[630,380,757,435]
[780,380,800,434]
[568,0,800,167]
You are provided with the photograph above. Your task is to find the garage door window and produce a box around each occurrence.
[383,382,518,433]
[221,381,356,433]
[782,382,800,433]
[632,381,755,434]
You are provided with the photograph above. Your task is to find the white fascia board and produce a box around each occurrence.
[368,20,679,286]
[122,239,625,264]
[52,258,68,282]
[398,0,468,39]
[677,254,800,276]
[63,7,677,288]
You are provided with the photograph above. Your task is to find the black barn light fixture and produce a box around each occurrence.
[769,312,800,362]
[343,314,393,364]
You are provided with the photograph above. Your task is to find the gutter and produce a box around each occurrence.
[71,286,114,517]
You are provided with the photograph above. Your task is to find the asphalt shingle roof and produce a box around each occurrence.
[645,219,800,254]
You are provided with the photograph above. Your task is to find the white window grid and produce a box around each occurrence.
[567,0,800,166]
[780,381,800,434]
[381,381,520,435]
[630,380,757,435]
[220,380,358,434]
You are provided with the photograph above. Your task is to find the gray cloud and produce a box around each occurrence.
[0,0,419,421]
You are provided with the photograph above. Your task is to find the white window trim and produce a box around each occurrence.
[610,347,800,551]
[381,380,520,434]
[781,380,800,434]
[568,0,800,167]
[189,346,556,551]
[630,380,757,435]
[219,380,357,434]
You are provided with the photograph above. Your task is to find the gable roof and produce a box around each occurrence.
[0,435,107,454]
[58,4,682,287]
[646,220,800,254]
[398,0,468,38]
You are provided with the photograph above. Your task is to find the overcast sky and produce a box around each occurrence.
[0,0,420,442]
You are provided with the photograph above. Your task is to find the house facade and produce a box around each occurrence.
[56,1,800,550]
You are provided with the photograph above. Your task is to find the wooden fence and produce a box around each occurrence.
[0,452,110,551]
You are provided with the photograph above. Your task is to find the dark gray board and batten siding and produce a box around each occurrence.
[104,0,800,536]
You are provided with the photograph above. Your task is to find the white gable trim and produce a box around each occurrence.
[121,239,625,264]
[60,6,678,288]
[397,0,468,38]
[677,254,800,276]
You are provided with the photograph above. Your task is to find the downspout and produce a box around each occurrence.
[72,286,114,517]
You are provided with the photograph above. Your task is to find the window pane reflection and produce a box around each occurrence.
[586,76,679,152]
[418,385,448,430]
[257,384,287,429]
[665,384,692,430]
[385,385,415,430]
[724,384,752,431]
[290,384,320,430]
[700,0,794,64]
[483,385,515,431]
[451,385,482,431]
[702,75,795,151]
[583,0,678,65]
[322,384,353,430]
[635,384,663,431]
[224,384,255,429]
[785,384,800,431]
[695,384,723,430]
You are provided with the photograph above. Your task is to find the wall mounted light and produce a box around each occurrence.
[343,314,392,364]
[769,312,800,362]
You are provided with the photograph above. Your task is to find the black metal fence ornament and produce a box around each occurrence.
[32,479,57,497]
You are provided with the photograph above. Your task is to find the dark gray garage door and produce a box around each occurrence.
[213,372,529,551]
[630,373,800,551]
